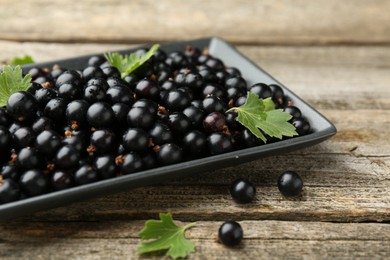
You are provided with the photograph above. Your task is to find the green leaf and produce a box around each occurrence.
[137,213,196,259]
[9,55,34,66]
[0,65,32,107]
[105,44,159,78]
[257,109,298,139]
[226,92,298,142]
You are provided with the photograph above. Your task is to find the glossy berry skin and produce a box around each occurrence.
[34,88,58,108]
[19,169,49,197]
[82,66,104,81]
[148,122,173,146]
[207,133,233,155]
[31,116,54,133]
[43,98,67,124]
[292,118,310,136]
[218,221,243,247]
[1,164,20,181]
[89,129,116,154]
[127,106,155,130]
[51,170,73,191]
[0,126,12,155]
[284,106,302,120]
[230,178,256,203]
[17,147,44,170]
[112,103,130,125]
[55,70,83,88]
[93,155,116,179]
[13,127,36,150]
[134,78,160,101]
[183,106,204,128]
[277,171,303,197]
[86,102,115,128]
[55,145,79,170]
[83,84,106,103]
[0,107,12,126]
[65,100,89,129]
[74,164,99,185]
[57,82,82,101]
[249,83,272,99]
[122,128,149,153]
[35,130,62,155]
[181,130,206,157]
[0,178,20,204]
[166,112,192,136]
[202,95,227,114]
[106,86,134,105]
[155,143,183,166]
[119,152,144,174]
[203,112,226,133]
[132,99,159,115]
[162,89,191,112]
[7,91,38,122]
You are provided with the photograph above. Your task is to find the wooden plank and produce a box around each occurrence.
[1,40,390,110]
[0,220,389,259]
[0,0,390,45]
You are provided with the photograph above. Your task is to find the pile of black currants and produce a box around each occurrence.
[0,46,310,205]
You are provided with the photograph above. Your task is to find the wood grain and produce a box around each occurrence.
[0,13,390,259]
[0,220,389,259]
[0,0,390,45]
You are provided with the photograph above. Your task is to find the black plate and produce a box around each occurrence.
[0,37,336,221]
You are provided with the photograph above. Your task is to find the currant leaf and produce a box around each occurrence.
[226,92,298,142]
[0,65,32,107]
[10,55,35,66]
[137,213,196,260]
[104,44,159,78]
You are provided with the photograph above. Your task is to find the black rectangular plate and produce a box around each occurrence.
[0,37,336,221]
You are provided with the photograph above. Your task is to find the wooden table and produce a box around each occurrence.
[0,1,389,259]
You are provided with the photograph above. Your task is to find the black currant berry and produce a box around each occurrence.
[89,129,116,154]
[249,83,272,99]
[86,102,115,128]
[163,89,191,112]
[17,147,44,170]
[106,86,134,105]
[127,106,155,130]
[93,155,117,179]
[7,91,38,122]
[218,221,243,247]
[230,178,256,203]
[0,126,12,155]
[19,169,49,197]
[35,130,62,156]
[277,171,303,197]
[0,178,20,204]
[181,130,206,157]
[55,145,80,170]
[149,122,173,146]
[122,128,149,154]
[207,133,233,155]
[74,164,99,185]
[118,152,144,174]
[292,118,310,136]
[155,143,183,166]
[51,170,74,191]
[203,112,227,133]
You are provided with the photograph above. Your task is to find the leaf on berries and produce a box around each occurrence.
[9,55,35,66]
[226,92,297,142]
[137,213,196,260]
[104,44,159,78]
[0,65,32,107]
